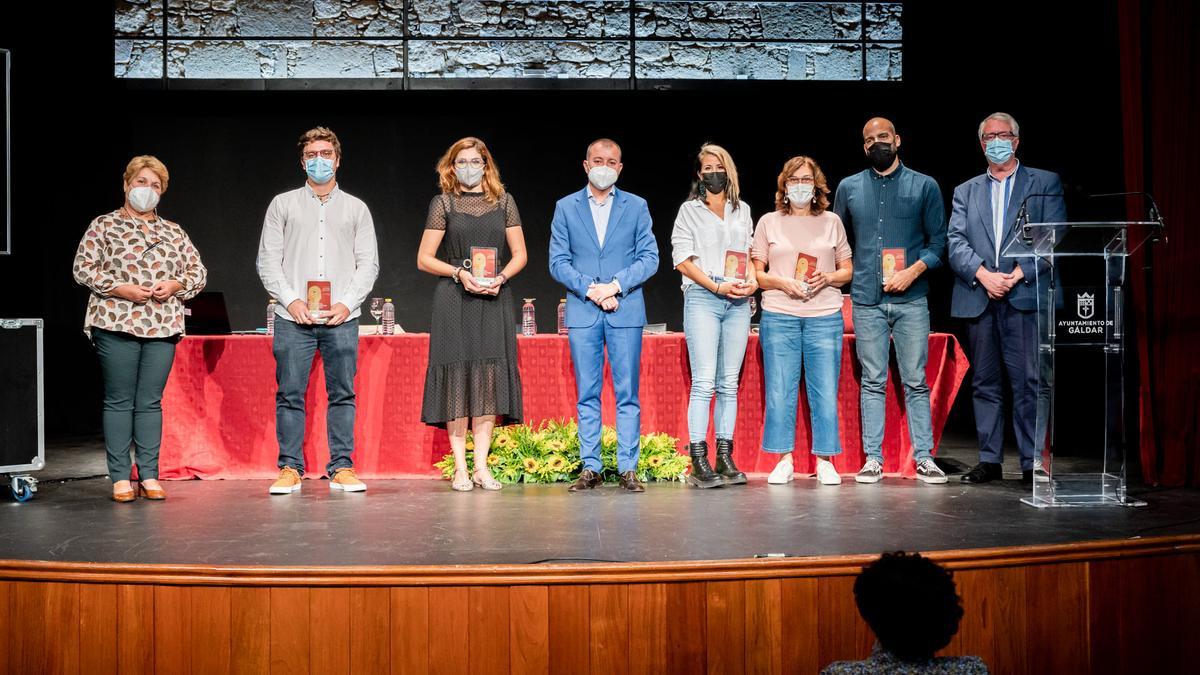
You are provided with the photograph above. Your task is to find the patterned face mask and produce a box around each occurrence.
[128,186,160,213]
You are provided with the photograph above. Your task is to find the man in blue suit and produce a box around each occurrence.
[549,139,660,492]
[948,112,1066,485]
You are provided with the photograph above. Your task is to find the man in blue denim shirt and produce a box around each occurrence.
[833,117,949,484]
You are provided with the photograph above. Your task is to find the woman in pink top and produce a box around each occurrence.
[750,156,853,486]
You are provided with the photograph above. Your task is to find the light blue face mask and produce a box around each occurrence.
[305,156,336,184]
[984,138,1015,164]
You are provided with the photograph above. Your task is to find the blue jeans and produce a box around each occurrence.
[93,328,178,482]
[683,286,751,443]
[272,318,359,476]
[852,298,934,462]
[759,310,844,455]
[567,321,643,473]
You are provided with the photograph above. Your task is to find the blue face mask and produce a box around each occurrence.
[305,156,335,184]
[984,138,1015,164]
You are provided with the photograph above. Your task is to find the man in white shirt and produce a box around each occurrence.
[256,127,379,495]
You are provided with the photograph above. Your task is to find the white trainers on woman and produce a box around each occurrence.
[767,455,794,484]
[815,457,842,485]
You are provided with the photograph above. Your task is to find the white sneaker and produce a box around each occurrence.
[815,457,842,485]
[767,456,794,484]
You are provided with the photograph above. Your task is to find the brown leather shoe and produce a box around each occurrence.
[137,481,167,500]
[112,482,136,503]
[618,471,645,493]
[568,469,601,492]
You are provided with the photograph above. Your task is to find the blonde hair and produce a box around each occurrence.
[123,155,169,194]
[436,136,505,203]
[297,126,343,159]
[775,156,831,215]
[690,143,741,209]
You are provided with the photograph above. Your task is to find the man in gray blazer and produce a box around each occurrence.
[948,112,1066,485]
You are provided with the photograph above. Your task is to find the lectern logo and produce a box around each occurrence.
[1077,292,1095,320]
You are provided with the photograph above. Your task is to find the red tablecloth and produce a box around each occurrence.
[160,333,968,480]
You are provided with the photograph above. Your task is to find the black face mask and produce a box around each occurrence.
[701,171,729,194]
[867,142,897,172]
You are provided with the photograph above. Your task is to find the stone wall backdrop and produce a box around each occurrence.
[114,1,901,82]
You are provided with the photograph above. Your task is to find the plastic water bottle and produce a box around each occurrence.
[557,298,567,335]
[381,298,395,335]
[266,299,276,335]
[521,298,536,336]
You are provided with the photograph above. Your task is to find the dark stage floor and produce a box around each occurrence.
[3,434,1199,567]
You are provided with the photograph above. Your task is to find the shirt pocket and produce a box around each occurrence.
[893,191,923,223]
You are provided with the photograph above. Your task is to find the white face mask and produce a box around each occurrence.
[588,165,619,191]
[128,186,160,213]
[787,183,814,207]
[455,165,484,188]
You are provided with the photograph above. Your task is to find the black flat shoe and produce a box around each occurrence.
[960,462,1003,484]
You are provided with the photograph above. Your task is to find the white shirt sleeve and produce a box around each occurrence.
[337,201,380,314]
[256,196,301,309]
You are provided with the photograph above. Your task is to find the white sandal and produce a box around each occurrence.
[451,468,474,492]
[473,469,503,491]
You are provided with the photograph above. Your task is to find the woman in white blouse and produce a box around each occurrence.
[670,144,758,489]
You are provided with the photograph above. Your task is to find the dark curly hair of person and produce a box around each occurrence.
[853,551,964,662]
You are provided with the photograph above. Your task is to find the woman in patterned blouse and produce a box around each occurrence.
[72,155,207,502]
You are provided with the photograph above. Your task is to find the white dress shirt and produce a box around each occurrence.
[256,183,380,322]
[670,198,754,289]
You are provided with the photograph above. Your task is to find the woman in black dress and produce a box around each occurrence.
[417,137,527,491]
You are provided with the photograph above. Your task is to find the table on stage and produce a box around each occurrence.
[160,332,969,480]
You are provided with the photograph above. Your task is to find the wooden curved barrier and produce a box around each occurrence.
[0,535,1196,674]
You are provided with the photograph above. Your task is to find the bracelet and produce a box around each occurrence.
[495,272,508,286]
[451,266,463,284]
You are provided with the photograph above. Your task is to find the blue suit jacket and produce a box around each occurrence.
[947,164,1066,318]
[548,186,659,328]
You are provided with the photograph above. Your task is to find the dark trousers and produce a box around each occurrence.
[93,328,179,482]
[966,300,1039,470]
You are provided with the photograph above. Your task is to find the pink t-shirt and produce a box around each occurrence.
[750,210,852,318]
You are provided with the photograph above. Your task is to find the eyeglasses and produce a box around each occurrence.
[303,150,336,160]
[454,158,486,168]
[785,177,816,186]
[982,132,1018,142]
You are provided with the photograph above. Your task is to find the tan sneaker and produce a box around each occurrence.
[269,467,302,495]
[330,468,366,492]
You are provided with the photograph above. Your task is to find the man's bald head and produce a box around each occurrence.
[863,117,896,140]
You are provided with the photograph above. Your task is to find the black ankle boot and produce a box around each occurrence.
[686,441,725,489]
[714,438,747,485]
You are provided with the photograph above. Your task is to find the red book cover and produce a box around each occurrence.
[882,248,906,284]
[722,249,748,282]
[470,246,498,287]
[305,280,331,315]
[794,252,819,280]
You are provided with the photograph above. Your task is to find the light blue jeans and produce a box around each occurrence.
[682,285,752,443]
[759,310,844,455]
[852,298,934,462]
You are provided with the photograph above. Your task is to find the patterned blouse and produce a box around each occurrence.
[72,209,207,338]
